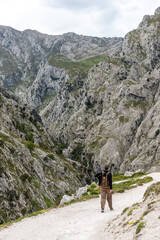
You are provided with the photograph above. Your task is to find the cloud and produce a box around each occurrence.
[0,0,159,37]
[112,0,160,36]
[46,0,113,11]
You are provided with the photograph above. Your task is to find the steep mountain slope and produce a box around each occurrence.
[0,26,122,108]
[41,7,160,173]
[0,87,87,224]
[1,8,160,175]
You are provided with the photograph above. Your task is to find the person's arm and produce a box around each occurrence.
[98,175,102,186]
[108,172,112,190]
[95,172,102,186]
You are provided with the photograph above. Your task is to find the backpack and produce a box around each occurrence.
[101,173,109,189]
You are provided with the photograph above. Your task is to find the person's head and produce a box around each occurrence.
[104,164,110,171]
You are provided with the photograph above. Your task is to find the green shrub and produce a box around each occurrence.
[34,179,40,189]
[43,196,53,208]
[47,154,55,160]
[26,132,34,143]
[90,183,98,189]
[32,200,40,210]
[16,122,25,132]
[57,143,67,154]
[0,132,9,142]
[119,116,125,123]
[24,141,35,151]
[71,143,83,162]
[20,173,31,183]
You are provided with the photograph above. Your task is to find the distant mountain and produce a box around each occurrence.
[1,8,160,184]
[0,26,122,107]
[40,7,160,173]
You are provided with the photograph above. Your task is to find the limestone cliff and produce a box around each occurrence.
[41,7,160,173]
[1,8,160,176]
[0,87,87,224]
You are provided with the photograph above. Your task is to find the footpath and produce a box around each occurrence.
[0,173,159,240]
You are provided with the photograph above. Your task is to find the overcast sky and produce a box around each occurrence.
[0,0,159,37]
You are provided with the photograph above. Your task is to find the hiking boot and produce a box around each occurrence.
[101,208,104,213]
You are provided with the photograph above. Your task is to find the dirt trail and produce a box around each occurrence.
[0,173,160,240]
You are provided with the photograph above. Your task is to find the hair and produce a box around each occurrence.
[104,164,109,170]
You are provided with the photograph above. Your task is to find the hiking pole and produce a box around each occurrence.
[110,163,115,185]
[110,163,115,174]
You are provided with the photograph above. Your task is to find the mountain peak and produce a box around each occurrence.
[154,6,160,15]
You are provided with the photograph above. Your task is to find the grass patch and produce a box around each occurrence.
[113,172,146,182]
[43,196,54,208]
[48,53,106,79]
[146,14,160,26]
[47,154,55,160]
[127,208,134,216]
[33,179,41,189]
[24,141,35,151]
[121,207,129,215]
[61,193,99,207]
[136,221,145,234]
[113,176,153,193]
[142,210,151,217]
[0,132,10,142]
[132,220,140,226]
[144,182,160,200]
[113,174,129,182]
[71,142,83,162]
[26,132,34,143]
[124,100,147,110]
[41,93,57,103]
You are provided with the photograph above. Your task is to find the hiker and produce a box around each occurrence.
[95,164,113,213]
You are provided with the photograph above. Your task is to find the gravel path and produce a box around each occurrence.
[0,173,160,240]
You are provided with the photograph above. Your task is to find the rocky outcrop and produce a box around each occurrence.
[0,87,89,224]
[0,26,123,108]
[1,8,160,176]
[41,7,160,173]
[102,182,160,239]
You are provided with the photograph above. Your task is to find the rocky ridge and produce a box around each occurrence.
[41,7,160,173]
[0,87,88,224]
[1,8,160,175]
[0,26,122,108]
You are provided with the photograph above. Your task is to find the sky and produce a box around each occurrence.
[0,0,159,37]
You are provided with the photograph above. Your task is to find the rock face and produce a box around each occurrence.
[102,182,160,239]
[41,8,160,173]
[0,26,122,108]
[0,87,88,224]
[1,8,160,179]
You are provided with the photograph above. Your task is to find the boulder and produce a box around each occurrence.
[60,195,75,205]
[75,186,88,199]
[147,166,160,173]
[124,171,134,177]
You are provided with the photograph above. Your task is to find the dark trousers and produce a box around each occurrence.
[101,188,112,209]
